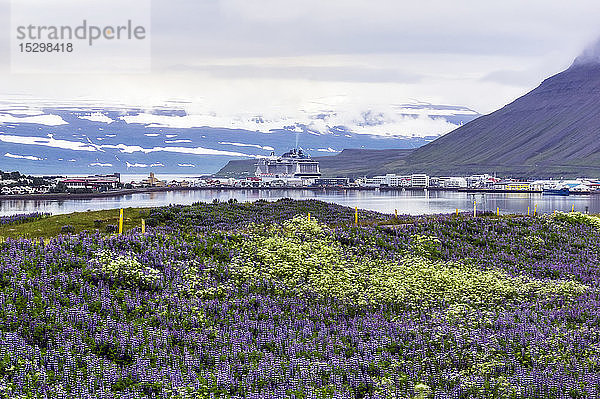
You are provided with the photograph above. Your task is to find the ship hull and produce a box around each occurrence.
[542,188,570,196]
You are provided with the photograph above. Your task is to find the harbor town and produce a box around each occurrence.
[1,149,599,197]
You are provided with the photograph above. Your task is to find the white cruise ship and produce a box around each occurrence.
[255,148,321,180]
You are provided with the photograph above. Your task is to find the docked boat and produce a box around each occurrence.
[570,184,592,194]
[542,187,570,196]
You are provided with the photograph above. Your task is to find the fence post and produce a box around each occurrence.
[141,219,145,234]
[118,209,123,235]
[355,206,358,226]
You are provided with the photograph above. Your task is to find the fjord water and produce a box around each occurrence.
[1,189,599,216]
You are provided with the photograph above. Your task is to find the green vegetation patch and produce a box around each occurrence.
[90,251,162,290]
[553,211,600,229]
[232,216,587,308]
[0,208,151,239]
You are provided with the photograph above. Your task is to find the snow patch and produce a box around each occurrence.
[0,113,68,126]
[4,153,43,161]
[126,162,165,168]
[0,134,98,152]
[219,141,275,151]
[165,139,192,144]
[79,113,114,123]
[101,143,257,158]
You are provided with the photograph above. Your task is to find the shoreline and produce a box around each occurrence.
[0,186,594,202]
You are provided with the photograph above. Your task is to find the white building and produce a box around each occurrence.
[439,177,468,188]
[359,173,429,188]
[411,174,429,188]
[467,174,496,188]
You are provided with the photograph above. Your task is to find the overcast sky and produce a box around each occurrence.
[1,0,600,117]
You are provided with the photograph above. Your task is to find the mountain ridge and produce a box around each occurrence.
[0,103,478,174]
[395,61,600,177]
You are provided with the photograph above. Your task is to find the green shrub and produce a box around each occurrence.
[93,251,162,289]
[231,216,587,308]
[553,212,600,229]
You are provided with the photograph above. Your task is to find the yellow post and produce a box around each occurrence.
[456,208,458,216]
[355,206,358,226]
[572,204,575,213]
[308,212,310,222]
[497,207,499,216]
[554,210,556,216]
[473,201,476,217]
[534,204,537,216]
[395,209,398,218]
[141,219,146,234]
[118,209,123,235]
[527,206,530,216]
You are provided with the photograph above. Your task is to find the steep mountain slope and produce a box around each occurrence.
[402,59,600,177]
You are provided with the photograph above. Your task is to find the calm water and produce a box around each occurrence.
[1,189,599,217]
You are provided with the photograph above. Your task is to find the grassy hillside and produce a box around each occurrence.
[0,208,151,240]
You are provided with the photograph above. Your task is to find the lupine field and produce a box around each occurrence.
[0,212,48,227]
[0,199,599,398]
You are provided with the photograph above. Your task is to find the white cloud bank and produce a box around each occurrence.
[120,105,464,137]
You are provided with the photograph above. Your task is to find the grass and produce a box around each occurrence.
[0,207,152,239]
[2,205,597,241]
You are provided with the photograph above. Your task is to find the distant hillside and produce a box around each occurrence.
[215,149,415,178]
[398,52,600,178]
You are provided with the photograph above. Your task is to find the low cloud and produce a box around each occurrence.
[168,64,423,84]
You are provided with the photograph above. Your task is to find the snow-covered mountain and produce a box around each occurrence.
[0,102,479,174]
